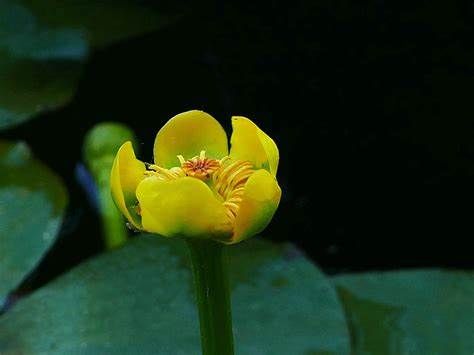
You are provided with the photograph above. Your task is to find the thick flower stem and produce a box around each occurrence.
[187,239,235,355]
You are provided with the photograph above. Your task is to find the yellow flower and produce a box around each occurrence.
[110,110,281,244]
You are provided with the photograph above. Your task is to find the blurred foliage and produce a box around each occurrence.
[83,122,137,179]
[20,0,171,48]
[334,270,474,355]
[0,141,67,306]
[0,236,350,355]
[0,0,169,130]
[83,123,137,248]
[0,1,473,354]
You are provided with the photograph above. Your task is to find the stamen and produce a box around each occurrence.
[213,160,249,193]
[219,156,231,165]
[212,158,254,223]
[169,167,186,177]
[177,155,186,165]
[144,164,184,181]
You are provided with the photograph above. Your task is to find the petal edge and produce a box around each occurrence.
[230,116,279,176]
[229,169,281,244]
[153,110,229,168]
[110,141,145,229]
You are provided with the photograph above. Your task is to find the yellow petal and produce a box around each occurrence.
[229,116,279,176]
[229,169,281,244]
[153,110,229,168]
[136,176,231,239]
[110,141,146,229]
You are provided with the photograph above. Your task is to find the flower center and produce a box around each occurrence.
[177,151,221,180]
[144,151,254,224]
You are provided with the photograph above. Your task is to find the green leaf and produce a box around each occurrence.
[333,270,474,355]
[0,54,83,130]
[0,0,168,130]
[0,141,67,305]
[20,0,172,48]
[0,236,350,355]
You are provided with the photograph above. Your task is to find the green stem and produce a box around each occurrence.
[187,239,235,355]
[97,169,128,249]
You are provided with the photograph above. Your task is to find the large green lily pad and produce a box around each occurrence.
[334,270,474,355]
[0,0,166,130]
[0,141,67,305]
[0,236,350,355]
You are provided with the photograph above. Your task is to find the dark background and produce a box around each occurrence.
[3,1,474,288]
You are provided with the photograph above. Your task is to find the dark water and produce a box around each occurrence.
[3,1,473,292]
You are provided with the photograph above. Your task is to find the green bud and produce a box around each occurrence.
[83,122,137,180]
[82,122,137,249]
